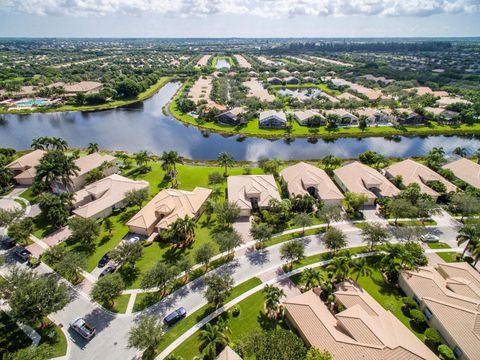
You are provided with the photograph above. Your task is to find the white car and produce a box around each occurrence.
[70,317,96,340]
[126,236,141,243]
[420,234,440,243]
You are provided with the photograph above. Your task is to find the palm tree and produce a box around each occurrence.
[0,160,13,190]
[321,154,341,170]
[351,258,372,281]
[31,137,46,150]
[52,137,68,151]
[160,150,183,186]
[453,147,467,157]
[326,256,351,282]
[34,151,80,189]
[210,187,223,200]
[87,143,99,154]
[302,268,323,290]
[134,150,151,171]
[475,148,480,163]
[199,322,229,359]
[456,224,480,257]
[217,152,234,176]
[263,285,285,318]
[471,241,480,266]
[182,216,196,244]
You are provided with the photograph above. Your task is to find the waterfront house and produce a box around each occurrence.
[290,110,325,126]
[216,107,246,126]
[442,157,480,188]
[267,77,283,85]
[7,149,46,185]
[258,110,287,128]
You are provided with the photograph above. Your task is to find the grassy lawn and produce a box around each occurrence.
[0,311,32,356]
[427,242,451,250]
[19,187,37,203]
[288,246,370,271]
[436,252,461,263]
[172,285,287,359]
[388,219,437,227]
[265,227,325,248]
[4,77,171,114]
[35,319,68,358]
[270,83,340,96]
[110,294,131,314]
[154,277,262,355]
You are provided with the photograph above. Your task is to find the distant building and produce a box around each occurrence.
[267,77,283,85]
[425,107,460,124]
[258,110,287,128]
[284,76,300,85]
[216,107,246,126]
[385,108,425,126]
[227,175,281,216]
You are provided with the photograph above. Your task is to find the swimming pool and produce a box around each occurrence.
[16,99,48,106]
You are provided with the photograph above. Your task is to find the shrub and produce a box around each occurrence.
[231,305,241,317]
[424,328,442,348]
[409,309,426,325]
[208,172,224,185]
[438,344,455,360]
[402,297,418,312]
[463,256,474,264]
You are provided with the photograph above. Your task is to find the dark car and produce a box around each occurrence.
[98,253,109,267]
[99,265,116,278]
[164,307,187,326]
[14,246,32,261]
[1,236,15,249]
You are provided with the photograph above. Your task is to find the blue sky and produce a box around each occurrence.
[0,0,479,37]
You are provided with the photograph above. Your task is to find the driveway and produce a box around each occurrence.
[233,216,252,243]
[0,198,21,212]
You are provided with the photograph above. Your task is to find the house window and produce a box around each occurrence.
[413,295,421,305]
[453,346,462,358]
[423,307,433,320]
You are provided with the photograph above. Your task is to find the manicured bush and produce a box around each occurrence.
[231,305,241,317]
[409,309,427,325]
[438,344,455,360]
[424,328,442,348]
[402,297,418,312]
[463,256,474,264]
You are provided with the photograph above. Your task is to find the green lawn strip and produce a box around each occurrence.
[265,227,325,248]
[35,318,68,357]
[154,277,262,355]
[436,252,461,263]
[172,286,287,359]
[427,242,451,250]
[0,311,32,356]
[4,77,172,115]
[32,213,57,239]
[110,294,131,314]
[19,187,37,203]
[288,246,370,271]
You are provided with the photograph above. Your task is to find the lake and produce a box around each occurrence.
[1,81,480,161]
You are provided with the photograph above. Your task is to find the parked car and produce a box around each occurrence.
[126,236,141,243]
[1,236,15,249]
[420,234,440,243]
[14,246,32,261]
[70,317,96,340]
[164,307,187,326]
[98,253,109,267]
[99,265,117,278]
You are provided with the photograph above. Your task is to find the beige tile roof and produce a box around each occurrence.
[385,159,457,197]
[243,78,275,102]
[51,81,103,93]
[280,162,343,202]
[7,150,45,171]
[437,96,472,107]
[334,161,400,199]
[400,263,480,360]
[284,283,436,360]
[73,174,149,218]
[337,92,362,101]
[227,175,280,212]
[127,187,211,232]
[74,152,117,177]
[216,345,242,360]
[196,55,211,67]
[233,54,251,69]
[443,157,480,188]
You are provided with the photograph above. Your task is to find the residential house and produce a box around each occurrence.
[399,263,480,360]
[227,175,281,216]
[284,282,436,360]
[384,159,457,201]
[337,92,362,102]
[425,107,460,124]
[280,162,343,205]
[49,81,103,96]
[324,109,358,126]
[443,157,480,188]
[290,110,325,126]
[267,77,283,85]
[72,174,149,220]
[51,152,118,193]
[385,108,425,126]
[216,107,246,126]
[258,110,287,129]
[7,149,46,185]
[284,76,300,85]
[437,96,472,108]
[127,187,212,236]
[355,108,391,126]
[333,161,400,205]
[216,346,242,360]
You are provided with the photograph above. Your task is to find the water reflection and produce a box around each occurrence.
[1,81,480,161]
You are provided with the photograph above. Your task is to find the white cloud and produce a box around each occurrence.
[4,0,480,17]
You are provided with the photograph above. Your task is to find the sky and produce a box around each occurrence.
[0,0,479,37]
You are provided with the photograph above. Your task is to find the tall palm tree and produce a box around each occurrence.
[326,256,352,282]
[134,150,151,171]
[351,258,372,281]
[182,215,196,244]
[217,152,234,176]
[161,151,183,187]
[321,154,341,170]
[263,285,285,318]
[453,147,467,157]
[210,187,223,200]
[0,159,13,189]
[199,322,229,359]
[302,268,323,290]
[52,137,68,151]
[31,137,46,150]
[87,142,99,154]
[34,151,79,189]
[456,224,480,257]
